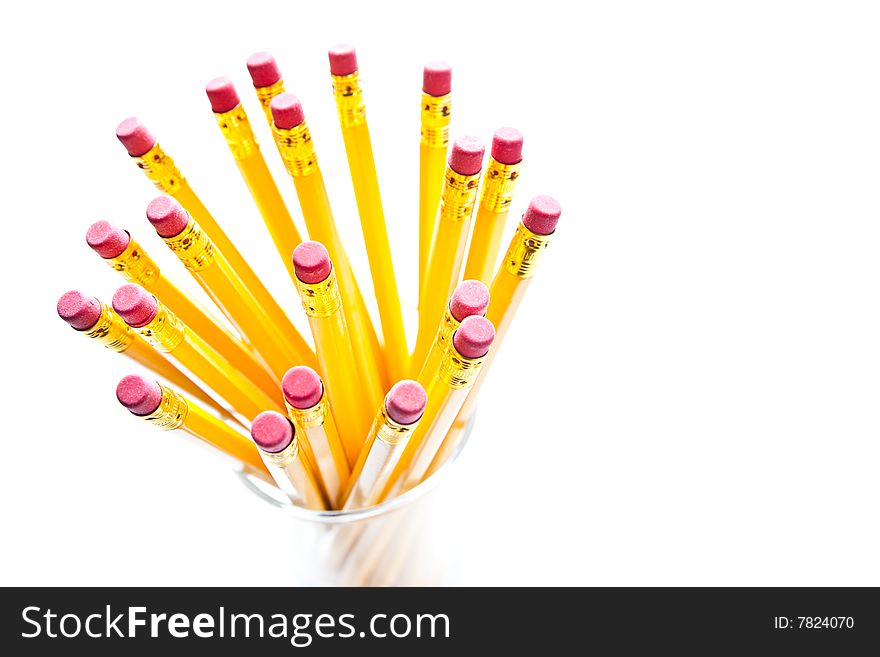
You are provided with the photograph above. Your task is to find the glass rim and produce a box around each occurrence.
[236,411,475,525]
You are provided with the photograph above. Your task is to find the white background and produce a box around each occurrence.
[1,1,878,586]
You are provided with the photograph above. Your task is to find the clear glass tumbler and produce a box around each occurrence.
[237,413,475,586]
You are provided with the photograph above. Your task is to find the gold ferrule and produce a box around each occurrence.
[420,92,451,148]
[255,79,285,121]
[374,406,417,446]
[479,158,522,214]
[273,121,318,177]
[331,72,366,128]
[134,143,184,194]
[438,168,481,223]
[435,305,460,352]
[162,219,215,273]
[286,394,328,429]
[260,431,300,467]
[438,346,486,390]
[295,268,341,318]
[142,384,188,430]
[214,105,258,160]
[136,301,186,353]
[504,222,554,279]
[83,304,135,352]
[106,235,160,286]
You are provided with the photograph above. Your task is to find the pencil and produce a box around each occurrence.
[329,45,409,381]
[85,221,279,399]
[116,374,271,482]
[112,284,284,421]
[205,77,305,287]
[246,51,286,124]
[146,196,316,379]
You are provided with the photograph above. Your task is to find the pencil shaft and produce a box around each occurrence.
[419,143,446,301]
[182,400,271,478]
[462,205,508,285]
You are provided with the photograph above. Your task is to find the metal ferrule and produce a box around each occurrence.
[420,92,451,148]
[331,72,366,128]
[106,234,160,286]
[142,384,189,430]
[295,268,341,318]
[438,167,481,224]
[82,304,134,352]
[214,104,258,160]
[135,301,186,353]
[255,79,285,122]
[286,394,328,429]
[260,431,300,468]
[273,121,318,177]
[374,406,419,446]
[438,344,487,390]
[504,222,554,279]
[161,218,215,273]
[134,143,184,194]
[435,304,460,352]
[479,158,522,214]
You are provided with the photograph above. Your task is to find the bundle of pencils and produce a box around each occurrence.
[56,45,562,512]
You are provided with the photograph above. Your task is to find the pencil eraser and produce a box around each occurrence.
[270,93,305,129]
[116,374,162,416]
[292,241,331,284]
[247,51,282,88]
[328,44,358,76]
[205,77,241,114]
[423,61,451,96]
[453,316,495,359]
[385,380,427,425]
[112,284,157,328]
[86,221,130,259]
[146,196,189,238]
[116,117,156,157]
[522,195,562,235]
[251,411,294,453]
[57,291,102,331]
[450,280,490,322]
[491,127,524,165]
[449,136,484,176]
[282,366,324,409]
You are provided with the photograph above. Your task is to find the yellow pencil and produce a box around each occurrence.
[429,196,561,474]
[291,242,377,465]
[419,62,452,308]
[115,117,298,352]
[112,284,284,421]
[85,221,279,399]
[411,136,485,375]
[146,196,315,380]
[246,51,286,125]
[116,374,272,482]
[269,93,386,406]
[329,45,409,381]
[205,77,305,286]
[461,128,524,284]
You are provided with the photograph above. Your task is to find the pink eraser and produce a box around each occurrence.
[270,93,305,129]
[491,127,524,165]
[522,195,562,235]
[116,117,156,157]
[86,221,130,259]
[292,241,331,284]
[57,291,102,331]
[146,196,190,238]
[423,61,451,96]
[205,77,241,114]
[385,380,427,425]
[282,366,324,409]
[449,280,490,322]
[247,51,282,88]
[251,411,294,453]
[112,284,157,328]
[453,315,495,359]
[448,136,484,176]
[116,374,162,416]
[328,44,358,76]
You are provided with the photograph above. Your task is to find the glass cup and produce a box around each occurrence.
[237,413,475,586]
